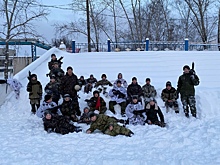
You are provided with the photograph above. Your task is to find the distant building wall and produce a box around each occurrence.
[13,57,32,75]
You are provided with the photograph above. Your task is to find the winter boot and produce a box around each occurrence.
[74,126,82,133]
[185,113,189,118]
[192,113,197,118]
[127,131,134,137]
[31,104,36,114]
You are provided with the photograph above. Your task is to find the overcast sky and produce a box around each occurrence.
[37,0,82,43]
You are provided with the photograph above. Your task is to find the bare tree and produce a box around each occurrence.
[183,0,218,44]
[0,0,48,79]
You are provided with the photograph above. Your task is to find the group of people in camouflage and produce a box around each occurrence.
[26,53,200,137]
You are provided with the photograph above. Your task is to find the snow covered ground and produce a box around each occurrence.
[0,48,220,165]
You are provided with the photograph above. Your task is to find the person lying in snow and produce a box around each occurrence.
[86,113,134,137]
[43,111,82,135]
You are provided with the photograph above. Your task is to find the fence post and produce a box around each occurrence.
[146,38,149,51]
[107,39,111,52]
[184,38,189,51]
[72,40,75,53]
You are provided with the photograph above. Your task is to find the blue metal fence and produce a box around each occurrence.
[71,39,219,53]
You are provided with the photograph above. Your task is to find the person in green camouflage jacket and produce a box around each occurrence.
[86,113,134,137]
[177,65,199,118]
[94,74,113,88]
[26,74,42,114]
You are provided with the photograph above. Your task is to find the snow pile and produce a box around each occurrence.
[0,48,220,165]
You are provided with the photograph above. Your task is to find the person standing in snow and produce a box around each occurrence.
[44,74,61,105]
[125,96,145,125]
[48,54,63,70]
[109,80,127,117]
[0,78,22,99]
[142,78,157,105]
[145,98,165,127]
[26,74,42,114]
[36,94,62,118]
[60,66,81,116]
[177,65,200,118]
[113,73,128,88]
[86,113,134,137]
[161,81,179,113]
[47,62,64,84]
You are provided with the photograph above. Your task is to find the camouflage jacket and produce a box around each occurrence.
[94,79,113,88]
[26,79,42,99]
[44,81,61,99]
[142,84,157,98]
[86,77,97,84]
[48,59,62,70]
[177,73,199,97]
[49,68,64,82]
[161,87,178,102]
[87,114,117,133]
[60,100,78,117]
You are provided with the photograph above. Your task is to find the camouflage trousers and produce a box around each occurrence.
[104,124,131,136]
[181,95,196,115]
[30,99,40,113]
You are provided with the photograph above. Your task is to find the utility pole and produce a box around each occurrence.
[86,0,91,52]
[218,8,220,51]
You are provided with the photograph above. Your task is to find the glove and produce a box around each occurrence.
[133,110,139,115]
[160,122,166,127]
[118,92,125,98]
[190,75,195,80]
[76,110,81,116]
[189,69,196,75]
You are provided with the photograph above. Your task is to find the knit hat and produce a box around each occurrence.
[166,81,172,87]
[44,110,52,116]
[63,94,71,99]
[101,74,107,78]
[67,66,73,71]
[90,74,94,77]
[31,74,37,79]
[132,77,137,81]
[89,112,97,118]
[116,80,122,84]
[132,95,138,100]
[146,78,151,82]
[51,54,56,57]
[93,90,99,95]
[183,65,190,70]
[44,94,52,102]
[149,97,154,102]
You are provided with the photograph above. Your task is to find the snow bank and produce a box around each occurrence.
[0,49,220,165]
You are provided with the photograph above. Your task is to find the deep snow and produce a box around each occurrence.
[0,48,220,165]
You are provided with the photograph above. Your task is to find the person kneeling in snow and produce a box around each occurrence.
[86,113,134,137]
[36,94,62,118]
[145,98,166,127]
[43,111,82,135]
